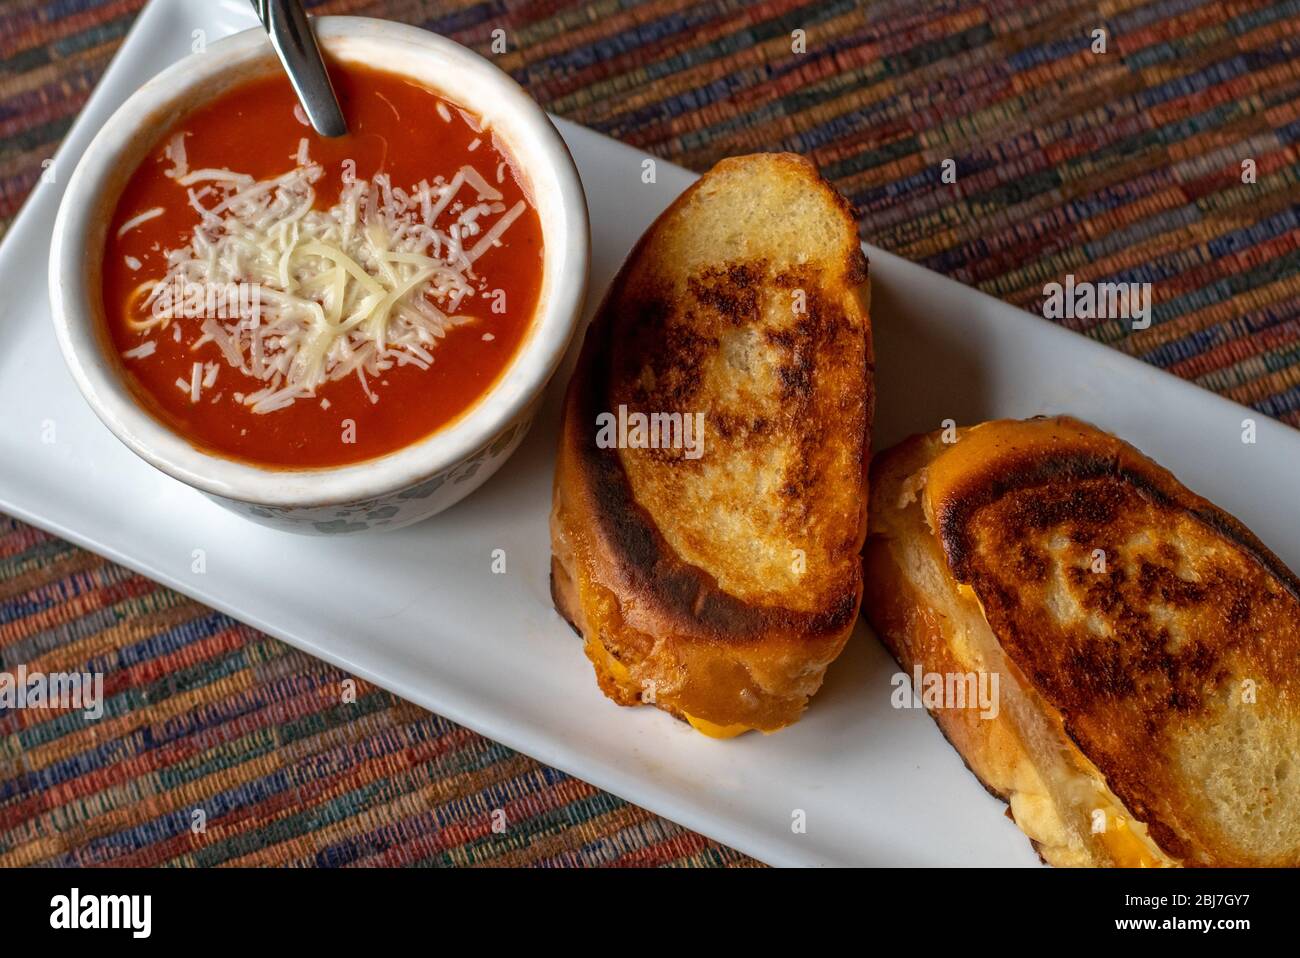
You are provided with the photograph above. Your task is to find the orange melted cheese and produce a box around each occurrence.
[589,634,753,739]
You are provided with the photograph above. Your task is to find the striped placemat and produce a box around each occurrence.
[3,0,1298,866]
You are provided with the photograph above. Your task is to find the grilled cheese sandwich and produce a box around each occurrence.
[863,416,1300,866]
[551,153,872,735]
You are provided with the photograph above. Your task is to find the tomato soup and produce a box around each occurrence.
[102,62,544,467]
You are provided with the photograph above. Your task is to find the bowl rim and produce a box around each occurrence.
[48,15,589,509]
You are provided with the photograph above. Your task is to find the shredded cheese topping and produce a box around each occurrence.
[125,141,523,413]
[116,207,163,238]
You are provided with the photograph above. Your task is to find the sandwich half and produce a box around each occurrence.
[551,153,872,737]
[863,416,1300,866]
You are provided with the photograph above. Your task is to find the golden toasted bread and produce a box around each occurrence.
[863,416,1300,866]
[551,153,872,737]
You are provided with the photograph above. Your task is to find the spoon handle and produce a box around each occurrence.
[251,0,348,138]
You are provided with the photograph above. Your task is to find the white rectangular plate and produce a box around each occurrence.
[3,0,1297,867]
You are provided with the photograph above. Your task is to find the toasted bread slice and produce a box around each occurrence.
[863,416,1300,866]
[551,153,872,737]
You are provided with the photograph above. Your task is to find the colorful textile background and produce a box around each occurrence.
[2,0,1297,865]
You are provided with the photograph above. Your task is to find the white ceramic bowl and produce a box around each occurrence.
[49,16,588,534]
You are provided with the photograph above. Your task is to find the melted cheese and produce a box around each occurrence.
[1100,812,1164,867]
[587,634,753,739]
[683,714,750,739]
[599,645,631,684]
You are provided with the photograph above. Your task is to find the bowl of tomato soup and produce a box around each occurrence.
[50,17,588,533]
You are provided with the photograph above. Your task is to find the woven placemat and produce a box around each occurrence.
[3,0,1298,866]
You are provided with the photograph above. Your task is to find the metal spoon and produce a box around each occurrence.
[251,0,348,138]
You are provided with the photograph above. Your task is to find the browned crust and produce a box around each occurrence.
[550,153,871,733]
[560,292,862,645]
[929,419,1300,865]
[934,420,1300,604]
[863,433,1155,867]
[557,154,871,646]
[874,417,1300,866]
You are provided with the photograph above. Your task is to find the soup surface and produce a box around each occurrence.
[102,62,544,467]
